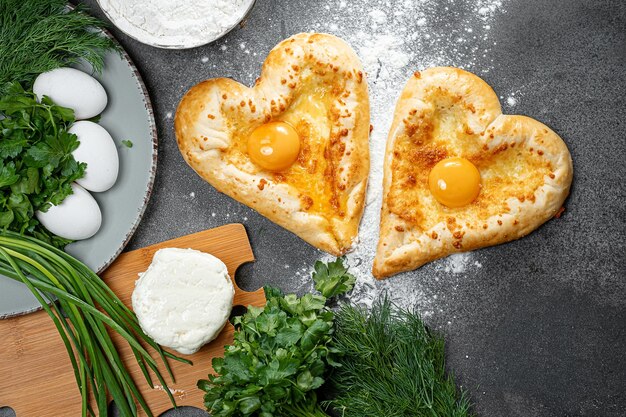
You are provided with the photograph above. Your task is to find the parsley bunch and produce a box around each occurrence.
[0,82,85,247]
[198,258,356,417]
[199,259,475,417]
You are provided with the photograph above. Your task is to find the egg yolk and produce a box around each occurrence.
[247,121,301,172]
[428,157,481,208]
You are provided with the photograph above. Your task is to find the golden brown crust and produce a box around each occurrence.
[175,33,370,255]
[373,67,573,278]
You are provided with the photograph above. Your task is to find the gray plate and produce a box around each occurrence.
[0,35,158,319]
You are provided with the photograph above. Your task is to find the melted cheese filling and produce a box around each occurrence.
[224,81,347,218]
[388,89,552,232]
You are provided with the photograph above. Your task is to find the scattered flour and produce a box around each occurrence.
[506,96,518,106]
[476,1,504,20]
[308,0,507,315]
[368,9,388,26]
[358,33,411,71]
[501,78,545,111]
[440,253,473,274]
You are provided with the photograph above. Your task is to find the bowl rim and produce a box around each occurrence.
[95,0,257,49]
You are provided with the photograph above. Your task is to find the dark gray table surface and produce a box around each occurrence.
[2,0,625,416]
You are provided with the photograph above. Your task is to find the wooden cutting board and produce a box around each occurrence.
[0,224,266,416]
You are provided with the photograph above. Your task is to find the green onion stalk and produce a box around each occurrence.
[0,230,191,417]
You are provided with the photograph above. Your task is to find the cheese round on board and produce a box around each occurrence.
[36,183,102,241]
[131,248,235,355]
[69,121,119,192]
[33,68,108,120]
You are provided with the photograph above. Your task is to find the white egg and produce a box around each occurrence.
[70,121,119,192]
[36,183,102,241]
[33,68,108,120]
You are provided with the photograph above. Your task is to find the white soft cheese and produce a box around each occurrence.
[131,248,234,355]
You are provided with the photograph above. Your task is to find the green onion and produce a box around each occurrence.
[0,230,192,417]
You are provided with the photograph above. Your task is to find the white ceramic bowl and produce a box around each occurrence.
[96,0,256,49]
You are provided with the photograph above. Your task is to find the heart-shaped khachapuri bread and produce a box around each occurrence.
[373,67,573,279]
[175,33,370,255]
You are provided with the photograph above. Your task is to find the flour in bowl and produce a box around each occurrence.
[99,0,255,48]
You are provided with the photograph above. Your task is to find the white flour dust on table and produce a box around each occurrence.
[288,0,508,319]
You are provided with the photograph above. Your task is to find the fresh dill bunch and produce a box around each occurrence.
[0,0,117,95]
[325,298,475,417]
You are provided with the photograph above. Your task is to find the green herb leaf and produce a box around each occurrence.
[312,258,356,298]
[0,0,118,96]
[0,210,14,226]
[121,139,134,148]
[0,135,28,158]
[275,319,305,346]
[0,83,85,247]
[199,282,339,416]
[325,297,475,417]
[0,162,20,187]
[239,397,262,414]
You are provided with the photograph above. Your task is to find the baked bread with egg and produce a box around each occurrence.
[175,33,370,255]
[373,67,573,279]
